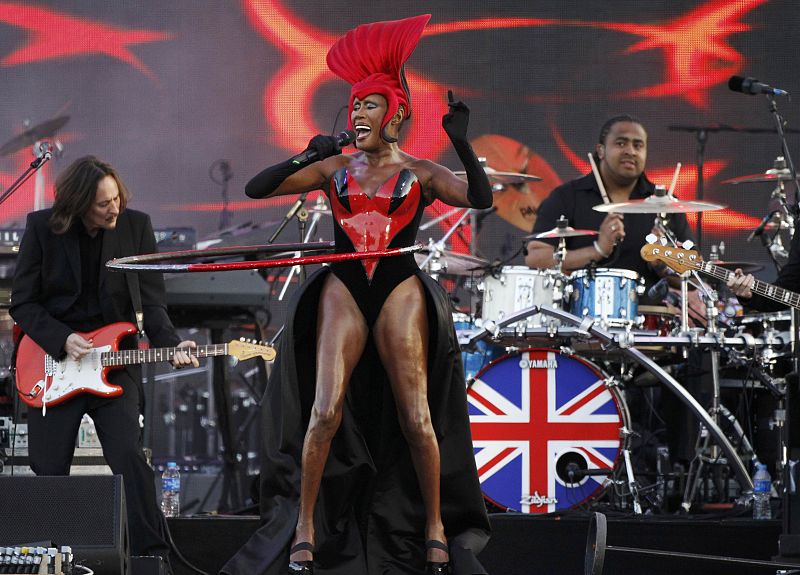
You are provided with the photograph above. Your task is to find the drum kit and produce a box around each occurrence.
[413,170,800,516]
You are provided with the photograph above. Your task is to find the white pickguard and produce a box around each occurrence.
[39,345,115,403]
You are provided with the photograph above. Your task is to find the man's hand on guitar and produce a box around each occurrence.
[173,340,199,369]
[727,268,754,299]
[65,333,93,361]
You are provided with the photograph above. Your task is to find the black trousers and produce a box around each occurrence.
[26,368,168,557]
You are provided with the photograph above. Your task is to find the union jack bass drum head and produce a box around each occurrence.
[468,348,629,513]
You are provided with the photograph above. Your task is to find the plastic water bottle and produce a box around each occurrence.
[752,463,772,520]
[161,462,181,517]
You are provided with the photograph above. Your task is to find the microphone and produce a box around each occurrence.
[565,463,613,481]
[647,277,670,301]
[290,130,356,166]
[747,211,778,242]
[728,76,789,97]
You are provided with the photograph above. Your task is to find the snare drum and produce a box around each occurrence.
[569,268,643,329]
[639,305,675,336]
[481,266,562,329]
[468,348,629,513]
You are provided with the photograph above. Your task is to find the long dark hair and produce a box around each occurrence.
[48,156,129,234]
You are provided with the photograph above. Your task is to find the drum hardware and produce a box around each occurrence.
[453,157,542,188]
[277,194,329,300]
[415,241,490,278]
[677,278,759,510]
[592,185,726,214]
[730,156,798,269]
[584,511,800,575]
[568,268,645,331]
[479,266,565,332]
[417,202,491,279]
[536,304,753,492]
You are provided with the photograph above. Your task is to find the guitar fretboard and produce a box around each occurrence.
[692,259,800,309]
[102,344,228,366]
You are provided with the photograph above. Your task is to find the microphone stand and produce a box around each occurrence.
[278,195,326,300]
[0,143,52,208]
[268,192,309,244]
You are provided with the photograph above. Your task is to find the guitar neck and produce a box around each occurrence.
[102,344,228,367]
[694,260,800,310]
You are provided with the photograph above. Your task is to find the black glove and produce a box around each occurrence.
[306,134,343,161]
[442,90,492,209]
[442,91,470,143]
[245,134,343,198]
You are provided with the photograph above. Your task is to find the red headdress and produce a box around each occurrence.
[326,14,430,142]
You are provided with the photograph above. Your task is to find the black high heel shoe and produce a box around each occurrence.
[425,540,451,575]
[288,542,314,575]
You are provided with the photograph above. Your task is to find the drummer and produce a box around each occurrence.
[524,115,693,305]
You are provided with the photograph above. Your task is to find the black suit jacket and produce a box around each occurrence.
[10,208,180,359]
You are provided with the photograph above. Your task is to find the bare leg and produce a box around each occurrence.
[290,274,369,562]
[373,276,448,564]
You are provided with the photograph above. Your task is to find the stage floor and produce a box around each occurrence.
[166,512,786,575]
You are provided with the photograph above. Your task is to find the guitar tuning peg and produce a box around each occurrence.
[659,237,668,246]
[682,240,694,250]
[239,337,245,342]
[645,233,657,244]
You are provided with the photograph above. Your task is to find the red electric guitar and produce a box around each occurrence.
[15,322,276,410]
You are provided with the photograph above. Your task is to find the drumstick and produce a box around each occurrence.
[667,162,682,196]
[587,153,610,204]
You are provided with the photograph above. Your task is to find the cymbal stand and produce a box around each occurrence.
[769,156,795,238]
[418,207,474,275]
[277,194,327,300]
[651,216,742,508]
[767,95,800,208]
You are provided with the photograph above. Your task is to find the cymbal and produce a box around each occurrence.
[593,195,726,214]
[526,226,598,240]
[0,116,70,156]
[415,249,489,276]
[720,170,799,185]
[709,260,765,274]
[454,166,541,186]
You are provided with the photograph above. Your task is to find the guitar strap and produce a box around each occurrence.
[125,272,144,335]
[123,220,145,335]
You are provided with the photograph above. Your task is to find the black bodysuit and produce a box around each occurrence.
[328,167,428,325]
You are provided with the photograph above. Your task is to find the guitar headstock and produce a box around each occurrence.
[640,242,702,274]
[229,339,276,362]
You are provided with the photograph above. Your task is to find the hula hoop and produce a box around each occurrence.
[107,243,425,273]
[112,241,336,263]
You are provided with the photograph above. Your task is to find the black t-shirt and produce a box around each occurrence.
[61,223,105,332]
[531,172,693,294]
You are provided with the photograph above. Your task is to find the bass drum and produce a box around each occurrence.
[467,348,629,513]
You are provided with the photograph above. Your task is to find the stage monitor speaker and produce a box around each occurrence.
[0,474,130,575]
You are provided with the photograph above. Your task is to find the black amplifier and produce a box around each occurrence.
[0,229,22,247]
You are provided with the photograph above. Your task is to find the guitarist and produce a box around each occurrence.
[727,246,798,313]
[10,156,198,571]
